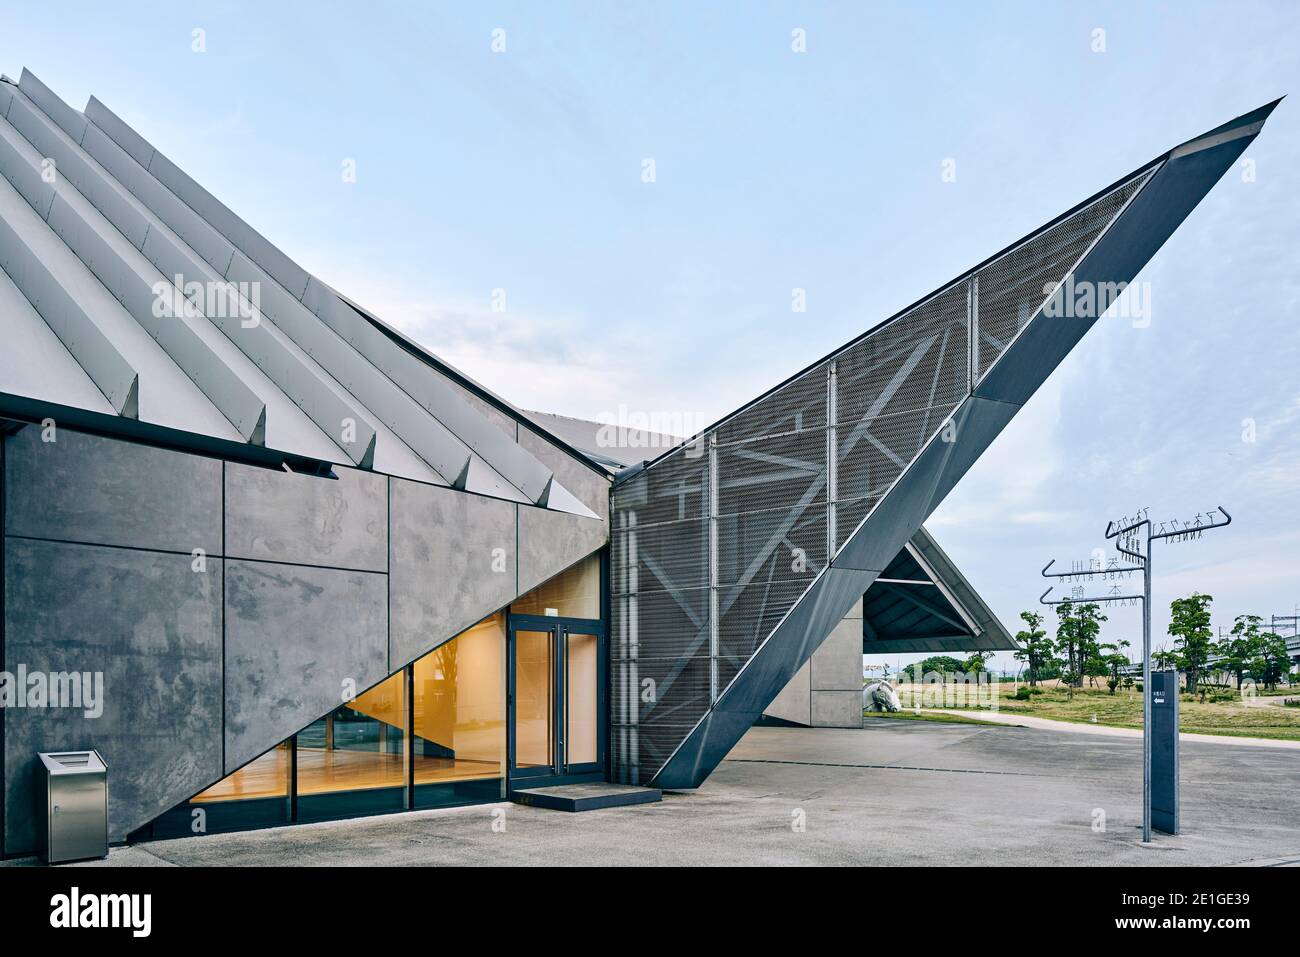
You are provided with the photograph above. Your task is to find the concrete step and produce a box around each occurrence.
[510,782,662,812]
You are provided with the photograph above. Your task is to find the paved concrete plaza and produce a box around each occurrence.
[11,718,1299,866]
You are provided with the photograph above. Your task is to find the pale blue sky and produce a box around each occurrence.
[5,1,1298,671]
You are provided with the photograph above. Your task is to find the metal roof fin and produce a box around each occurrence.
[535,474,554,507]
[119,374,139,419]
[356,431,377,470]
[452,455,474,490]
[247,405,267,446]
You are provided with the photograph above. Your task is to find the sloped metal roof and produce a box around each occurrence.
[0,69,596,516]
[862,526,1015,653]
[523,409,684,472]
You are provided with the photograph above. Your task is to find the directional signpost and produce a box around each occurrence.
[1149,670,1179,834]
[1039,506,1232,843]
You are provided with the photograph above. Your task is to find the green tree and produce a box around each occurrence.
[1083,655,1110,688]
[1152,645,1178,671]
[1221,614,1264,689]
[1168,592,1214,697]
[1012,611,1053,686]
[1100,639,1132,694]
[1257,631,1292,690]
[911,655,965,682]
[1054,601,1107,689]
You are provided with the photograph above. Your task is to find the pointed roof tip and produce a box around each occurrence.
[1170,96,1283,159]
[1238,94,1285,123]
[1254,94,1286,122]
[1216,94,1279,130]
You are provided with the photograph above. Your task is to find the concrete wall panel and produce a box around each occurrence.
[763,658,811,725]
[389,479,517,669]
[3,427,221,555]
[811,690,863,729]
[518,424,609,522]
[224,462,387,572]
[223,560,387,773]
[517,506,607,596]
[811,618,864,695]
[767,612,863,727]
[2,539,223,851]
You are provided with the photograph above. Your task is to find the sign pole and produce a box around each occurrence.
[1141,523,1152,843]
[1040,505,1232,845]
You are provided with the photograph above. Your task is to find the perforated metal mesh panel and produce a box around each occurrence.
[716,427,827,516]
[833,495,880,553]
[832,282,969,548]
[836,283,969,426]
[717,363,829,443]
[838,409,939,500]
[611,464,714,783]
[610,168,1151,784]
[716,502,828,588]
[975,169,1153,378]
[611,517,707,598]
[717,578,810,659]
[610,444,708,529]
[611,651,710,776]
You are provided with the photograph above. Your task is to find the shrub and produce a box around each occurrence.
[1013,686,1032,701]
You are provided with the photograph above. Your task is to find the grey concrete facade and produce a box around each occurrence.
[389,479,518,669]
[763,659,812,725]
[4,424,222,555]
[3,538,223,850]
[223,560,388,772]
[517,423,609,593]
[224,462,388,572]
[764,599,864,728]
[811,612,866,729]
[1,422,609,854]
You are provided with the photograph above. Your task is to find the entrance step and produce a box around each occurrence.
[510,782,662,812]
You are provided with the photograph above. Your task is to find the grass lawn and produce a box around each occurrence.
[880,681,1300,741]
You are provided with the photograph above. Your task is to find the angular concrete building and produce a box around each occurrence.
[528,413,1013,731]
[0,68,1276,849]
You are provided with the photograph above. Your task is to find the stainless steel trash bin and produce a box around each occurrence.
[37,750,108,863]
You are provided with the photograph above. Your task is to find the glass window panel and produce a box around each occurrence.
[566,632,598,765]
[191,741,290,803]
[296,670,407,796]
[514,629,554,768]
[413,614,506,784]
[510,553,602,619]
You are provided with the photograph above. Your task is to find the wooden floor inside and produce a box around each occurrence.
[193,748,500,802]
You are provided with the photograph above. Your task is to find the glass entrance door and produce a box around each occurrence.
[508,617,604,784]
[513,629,554,772]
